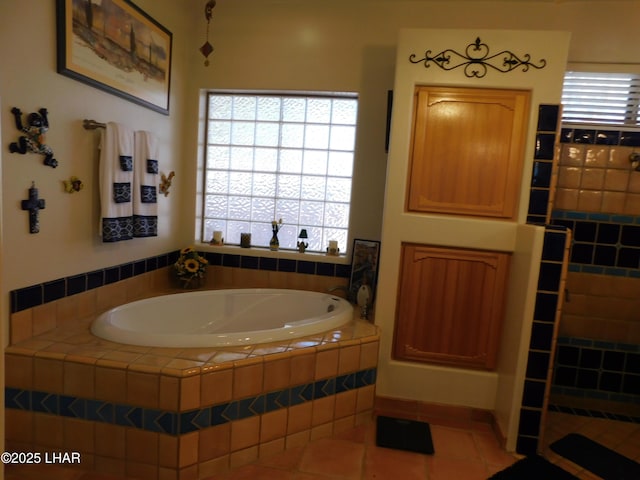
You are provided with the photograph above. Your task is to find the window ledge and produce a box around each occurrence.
[196,243,350,265]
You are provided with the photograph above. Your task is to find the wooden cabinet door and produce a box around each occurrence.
[407,86,530,219]
[393,244,511,370]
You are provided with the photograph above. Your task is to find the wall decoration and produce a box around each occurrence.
[56,0,173,115]
[159,171,175,196]
[349,239,381,305]
[21,182,46,234]
[200,0,216,66]
[9,107,58,168]
[63,176,84,193]
[409,36,546,78]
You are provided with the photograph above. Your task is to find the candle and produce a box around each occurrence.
[212,231,223,245]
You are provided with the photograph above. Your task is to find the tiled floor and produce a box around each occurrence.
[5,412,640,480]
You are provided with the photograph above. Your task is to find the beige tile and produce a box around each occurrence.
[230,416,260,452]
[233,361,264,399]
[229,446,259,469]
[159,375,180,411]
[290,351,316,385]
[32,301,57,336]
[334,390,358,419]
[315,347,339,380]
[628,171,640,193]
[63,417,95,453]
[63,361,95,397]
[624,193,640,215]
[287,402,313,435]
[200,367,233,407]
[604,168,630,191]
[577,189,602,212]
[609,146,635,169]
[95,423,126,459]
[557,166,582,188]
[180,374,201,411]
[159,434,179,468]
[585,146,610,167]
[554,188,579,210]
[5,353,33,389]
[580,168,605,190]
[34,412,64,448]
[127,370,160,408]
[126,428,159,464]
[178,431,199,468]
[312,396,335,426]
[263,354,292,392]
[260,409,288,443]
[338,344,360,374]
[5,409,33,444]
[560,145,585,166]
[359,340,379,370]
[601,191,626,214]
[126,461,159,480]
[33,356,64,393]
[198,423,231,462]
[10,310,33,344]
[356,385,375,413]
[95,365,127,403]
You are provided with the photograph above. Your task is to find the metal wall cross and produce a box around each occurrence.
[21,181,46,233]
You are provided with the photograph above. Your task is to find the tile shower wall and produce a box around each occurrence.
[547,128,640,421]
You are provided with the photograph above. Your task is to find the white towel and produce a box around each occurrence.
[133,130,159,237]
[99,122,134,242]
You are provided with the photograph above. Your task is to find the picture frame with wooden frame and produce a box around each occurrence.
[56,0,173,114]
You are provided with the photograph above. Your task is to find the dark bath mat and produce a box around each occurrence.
[550,433,640,480]
[375,415,434,454]
[488,454,579,480]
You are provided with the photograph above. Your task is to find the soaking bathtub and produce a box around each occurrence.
[91,288,353,347]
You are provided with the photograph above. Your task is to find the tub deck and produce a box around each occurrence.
[5,306,380,480]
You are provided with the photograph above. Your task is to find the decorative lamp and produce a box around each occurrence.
[297,229,309,253]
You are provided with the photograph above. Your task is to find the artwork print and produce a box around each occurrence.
[56,0,172,114]
[349,239,381,304]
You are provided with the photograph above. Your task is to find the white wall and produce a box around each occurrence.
[0,1,196,344]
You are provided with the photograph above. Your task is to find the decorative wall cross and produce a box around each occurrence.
[21,181,46,233]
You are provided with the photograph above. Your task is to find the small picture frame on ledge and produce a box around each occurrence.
[349,239,381,305]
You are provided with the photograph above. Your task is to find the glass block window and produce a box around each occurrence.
[562,72,640,127]
[202,92,358,253]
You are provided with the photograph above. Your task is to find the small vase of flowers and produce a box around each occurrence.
[173,246,208,289]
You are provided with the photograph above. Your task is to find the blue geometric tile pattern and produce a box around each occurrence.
[5,367,376,437]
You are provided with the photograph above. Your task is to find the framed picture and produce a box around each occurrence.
[56,0,173,115]
[349,239,381,307]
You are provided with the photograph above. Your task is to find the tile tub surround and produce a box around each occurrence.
[4,307,379,480]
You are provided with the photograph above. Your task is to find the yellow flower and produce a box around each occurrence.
[184,258,199,273]
[181,246,194,255]
[198,256,208,264]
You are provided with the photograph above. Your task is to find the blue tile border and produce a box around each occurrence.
[10,250,352,314]
[5,367,376,436]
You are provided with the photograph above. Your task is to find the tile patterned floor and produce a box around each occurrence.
[5,412,640,480]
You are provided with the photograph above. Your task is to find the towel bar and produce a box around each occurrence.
[83,119,106,130]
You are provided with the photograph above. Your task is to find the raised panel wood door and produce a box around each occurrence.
[407,86,530,219]
[393,244,511,370]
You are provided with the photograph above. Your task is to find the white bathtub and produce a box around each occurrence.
[91,288,353,347]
